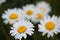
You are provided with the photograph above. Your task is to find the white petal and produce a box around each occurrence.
[38,24,42,28]
[2,14,8,19]
[42,32,47,36]
[27,31,33,36]
[19,38,21,40]
[15,34,22,39]
[30,29,34,31]
[57,29,60,32]
[3,19,9,24]
[10,30,17,34]
[50,33,53,37]
[11,27,14,29]
[53,30,58,34]
[47,33,50,38]
[10,30,15,34]
[22,34,27,39]
[40,20,44,25]
[11,33,16,36]
[51,15,55,20]
[47,16,51,20]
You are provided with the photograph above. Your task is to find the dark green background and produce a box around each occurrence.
[0,0,60,40]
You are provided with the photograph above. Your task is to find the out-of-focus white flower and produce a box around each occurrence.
[31,9,49,23]
[36,1,51,14]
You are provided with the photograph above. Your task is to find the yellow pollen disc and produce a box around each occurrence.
[45,21,55,31]
[9,13,18,19]
[9,21,13,24]
[26,10,33,15]
[40,7,45,11]
[17,26,27,34]
[36,13,42,19]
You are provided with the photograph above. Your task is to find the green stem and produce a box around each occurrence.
[0,19,14,40]
[52,35,56,40]
[44,35,48,40]
[33,32,37,40]
[1,26,11,40]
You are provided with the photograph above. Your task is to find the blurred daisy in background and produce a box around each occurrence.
[2,8,25,24]
[0,0,6,5]
[31,9,49,23]
[23,4,36,20]
[38,15,60,38]
[10,20,34,40]
[36,1,51,14]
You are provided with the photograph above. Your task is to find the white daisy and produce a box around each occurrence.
[36,1,51,14]
[38,15,60,38]
[10,20,34,40]
[31,9,49,23]
[2,8,25,24]
[58,17,60,26]
[0,0,6,5]
[23,4,35,20]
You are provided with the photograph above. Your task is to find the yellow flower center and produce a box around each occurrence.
[9,13,18,20]
[40,7,45,11]
[26,10,33,15]
[45,21,55,31]
[17,26,27,34]
[9,21,13,24]
[36,13,42,19]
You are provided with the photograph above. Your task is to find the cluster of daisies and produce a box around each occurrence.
[2,1,60,40]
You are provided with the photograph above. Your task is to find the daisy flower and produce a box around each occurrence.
[2,8,25,24]
[58,17,60,26]
[36,1,51,14]
[0,0,6,5]
[31,9,49,23]
[38,15,60,38]
[23,4,35,20]
[10,20,34,40]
